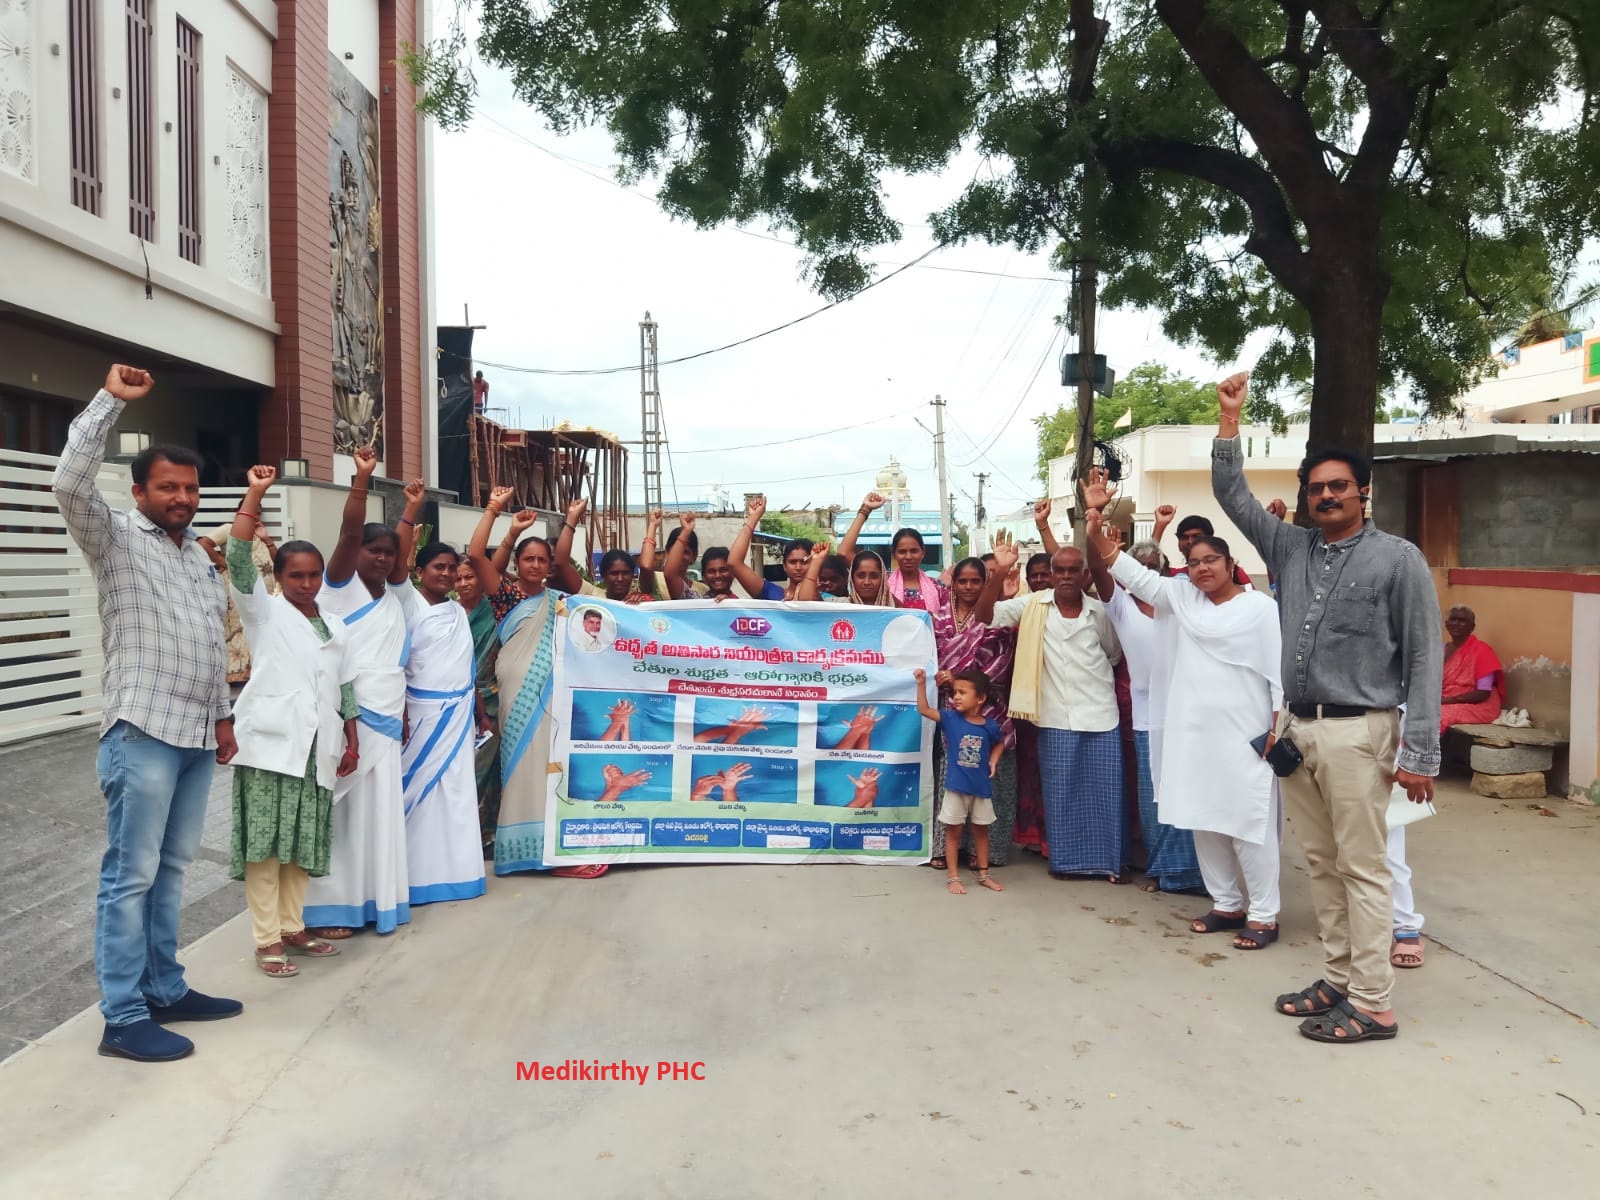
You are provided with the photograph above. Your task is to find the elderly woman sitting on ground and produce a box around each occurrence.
[1440,606,1504,733]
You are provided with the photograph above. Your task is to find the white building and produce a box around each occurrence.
[1042,407,1600,579]
[0,0,437,485]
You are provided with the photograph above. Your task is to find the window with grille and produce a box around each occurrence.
[176,17,200,262]
[69,0,100,214]
[125,0,154,241]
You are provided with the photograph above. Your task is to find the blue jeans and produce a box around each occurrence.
[94,721,215,1026]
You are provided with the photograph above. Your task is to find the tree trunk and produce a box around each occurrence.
[1304,254,1388,460]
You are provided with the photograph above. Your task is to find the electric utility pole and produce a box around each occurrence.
[932,394,953,568]
[638,313,665,518]
[973,473,989,556]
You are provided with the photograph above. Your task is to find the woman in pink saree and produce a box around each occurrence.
[1440,606,1504,732]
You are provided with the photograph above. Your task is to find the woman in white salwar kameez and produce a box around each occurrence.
[397,543,490,905]
[303,457,425,938]
[1082,477,1284,952]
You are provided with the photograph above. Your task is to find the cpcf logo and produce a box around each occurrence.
[730,616,771,638]
[830,618,856,642]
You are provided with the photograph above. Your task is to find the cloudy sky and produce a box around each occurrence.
[430,33,1231,522]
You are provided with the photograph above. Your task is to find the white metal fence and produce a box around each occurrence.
[0,449,285,745]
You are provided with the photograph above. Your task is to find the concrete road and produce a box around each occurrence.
[0,781,1596,1198]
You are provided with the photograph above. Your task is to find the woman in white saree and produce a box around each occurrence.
[303,459,424,936]
[398,542,490,905]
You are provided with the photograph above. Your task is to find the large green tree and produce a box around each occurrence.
[413,1,1598,456]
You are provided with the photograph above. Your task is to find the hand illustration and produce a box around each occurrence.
[718,762,754,804]
[833,705,882,751]
[723,705,771,744]
[597,762,652,803]
[600,699,636,742]
[690,773,724,801]
[693,705,771,745]
[845,767,881,808]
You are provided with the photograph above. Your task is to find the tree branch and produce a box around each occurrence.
[1155,0,1341,226]
[1097,135,1314,301]
[1309,1,1413,194]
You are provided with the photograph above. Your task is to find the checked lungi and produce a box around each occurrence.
[1038,727,1126,877]
[1134,730,1204,893]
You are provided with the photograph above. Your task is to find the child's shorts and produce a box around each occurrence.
[938,789,995,826]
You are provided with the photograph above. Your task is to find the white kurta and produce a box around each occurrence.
[1110,553,1283,845]
[396,586,487,905]
[302,576,412,933]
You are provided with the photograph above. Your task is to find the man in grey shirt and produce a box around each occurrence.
[1211,371,1441,1046]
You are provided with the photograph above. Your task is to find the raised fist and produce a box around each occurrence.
[1217,371,1249,419]
[104,365,154,401]
[246,464,276,489]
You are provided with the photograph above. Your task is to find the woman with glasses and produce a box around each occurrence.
[1082,469,1285,951]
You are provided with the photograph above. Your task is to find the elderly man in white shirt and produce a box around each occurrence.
[977,539,1126,882]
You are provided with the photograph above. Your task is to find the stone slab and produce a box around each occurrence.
[1450,723,1567,748]
[1470,770,1548,799]
[1469,744,1555,774]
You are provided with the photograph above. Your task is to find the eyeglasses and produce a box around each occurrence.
[1305,479,1358,497]
[1188,554,1226,569]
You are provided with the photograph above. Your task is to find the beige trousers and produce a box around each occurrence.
[1276,708,1399,1010]
[244,858,310,948]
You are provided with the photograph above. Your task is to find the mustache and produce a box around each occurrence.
[1315,498,1346,512]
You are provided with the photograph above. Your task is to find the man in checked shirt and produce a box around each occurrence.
[54,365,244,1062]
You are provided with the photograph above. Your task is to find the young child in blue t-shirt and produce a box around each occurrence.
[914,667,1005,895]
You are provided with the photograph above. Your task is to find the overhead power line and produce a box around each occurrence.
[464,247,941,377]
[672,406,923,455]
[477,114,1065,283]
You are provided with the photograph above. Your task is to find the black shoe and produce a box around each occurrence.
[148,989,243,1024]
[98,1019,194,1062]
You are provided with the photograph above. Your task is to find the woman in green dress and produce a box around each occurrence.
[226,466,361,978]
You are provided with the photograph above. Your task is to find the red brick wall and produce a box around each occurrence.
[379,0,424,481]
[264,0,335,477]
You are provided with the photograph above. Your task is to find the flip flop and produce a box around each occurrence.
[552,864,610,879]
[283,934,340,958]
[255,952,298,979]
